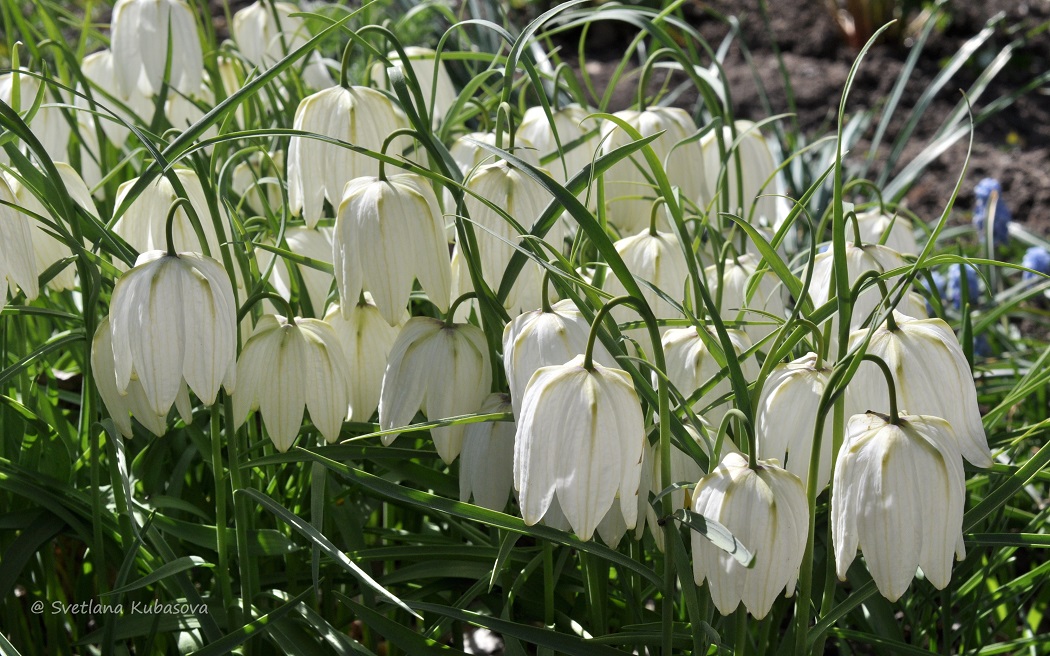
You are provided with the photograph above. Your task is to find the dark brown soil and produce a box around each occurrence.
[559,0,1050,238]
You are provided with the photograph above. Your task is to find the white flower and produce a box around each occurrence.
[231,150,285,215]
[0,176,41,305]
[691,451,808,618]
[755,352,833,492]
[501,298,615,419]
[92,317,192,438]
[0,70,70,163]
[233,314,351,450]
[324,295,404,422]
[449,132,540,174]
[516,104,598,183]
[372,47,457,126]
[645,436,704,552]
[846,312,992,467]
[699,120,788,230]
[109,251,237,415]
[379,317,491,464]
[77,49,154,149]
[110,0,204,97]
[112,168,230,262]
[6,163,97,291]
[603,229,690,339]
[514,354,646,541]
[256,226,334,318]
[460,393,516,511]
[599,107,703,234]
[704,253,786,344]
[833,412,966,601]
[232,1,333,88]
[848,209,919,256]
[288,86,410,227]
[334,173,451,325]
[662,325,758,429]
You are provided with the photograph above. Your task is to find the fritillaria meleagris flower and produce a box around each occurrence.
[110,0,203,97]
[459,393,516,511]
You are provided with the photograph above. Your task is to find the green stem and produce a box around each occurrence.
[445,292,477,325]
[795,318,827,370]
[735,605,749,655]
[648,197,666,237]
[238,290,296,324]
[225,395,257,627]
[377,127,419,181]
[164,198,192,257]
[210,405,235,611]
[540,269,553,313]
[338,36,354,89]
[494,101,515,152]
[860,354,899,424]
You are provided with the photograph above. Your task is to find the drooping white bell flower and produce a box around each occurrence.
[110,0,204,97]
[233,314,351,450]
[502,298,615,419]
[371,47,457,126]
[833,411,966,601]
[109,251,237,416]
[848,209,919,256]
[324,294,405,422]
[449,132,540,175]
[92,317,192,438]
[231,150,285,216]
[0,70,70,164]
[699,120,788,230]
[603,229,690,343]
[755,352,833,492]
[0,176,41,306]
[514,354,646,541]
[5,163,97,291]
[379,317,491,464]
[112,168,230,262]
[599,107,703,234]
[460,393,516,511]
[846,312,992,467]
[288,86,411,227]
[691,451,808,618]
[77,49,154,148]
[662,325,758,429]
[231,1,333,89]
[334,173,451,325]
[704,253,787,344]
[256,226,333,318]
[644,434,706,552]
[516,104,598,184]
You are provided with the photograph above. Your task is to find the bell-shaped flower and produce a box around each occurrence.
[599,107,703,234]
[809,242,918,335]
[231,150,285,216]
[6,163,97,291]
[334,173,451,325]
[691,451,808,618]
[0,176,41,306]
[755,352,833,492]
[324,294,404,422]
[231,1,333,88]
[109,251,237,416]
[833,412,966,601]
[0,70,70,164]
[705,253,786,344]
[460,393,516,511]
[847,209,919,256]
[110,0,203,97]
[76,49,154,148]
[379,317,491,464]
[514,354,646,541]
[502,298,615,419]
[645,434,706,552]
[288,86,410,227]
[516,104,598,184]
[603,229,690,339]
[112,168,230,262]
[846,312,992,467]
[234,314,351,450]
[257,226,333,318]
[372,47,457,126]
[92,317,192,438]
[699,120,787,230]
[449,133,540,175]
[663,325,757,429]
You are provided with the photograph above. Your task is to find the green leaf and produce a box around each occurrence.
[104,556,214,597]
[673,508,754,567]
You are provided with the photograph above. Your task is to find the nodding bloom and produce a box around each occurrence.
[704,253,787,344]
[848,209,919,256]
[232,1,334,89]
[514,354,646,542]
[459,393,516,511]
[691,452,808,618]
[699,120,788,230]
[662,325,758,430]
[1022,246,1050,284]
[0,176,42,307]
[603,229,690,344]
[516,104,598,184]
[972,178,1011,246]
[0,69,71,164]
[371,47,457,126]
[76,49,154,149]
[110,0,204,97]
[234,314,352,450]
[833,412,966,602]
[256,226,334,318]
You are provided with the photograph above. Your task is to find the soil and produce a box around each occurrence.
[555,0,1050,239]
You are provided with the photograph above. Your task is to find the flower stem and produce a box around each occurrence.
[163,198,192,257]
[540,269,553,313]
[861,354,899,424]
[238,290,296,324]
[444,292,477,325]
[377,127,419,181]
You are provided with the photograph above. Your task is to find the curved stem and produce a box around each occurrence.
[164,198,192,257]
[377,127,419,181]
[861,354,899,424]
[795,318,827,370]
[848,210,863,248]
[540,269,553,313]
[714,407,751,468]
[648,197,666,237]
[850,271,898,332]
[843,178,886,216]
[339,36,355,89]
[636,48,672,110]
[494,101,515,153]
[238,290,296,324]
[467,98,491,132]
[445,292,477,325]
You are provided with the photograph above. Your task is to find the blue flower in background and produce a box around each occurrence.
[972,178,1011,246]
[920,271,947,316]
[1021,246,1050,283]
[946,263,981,309]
